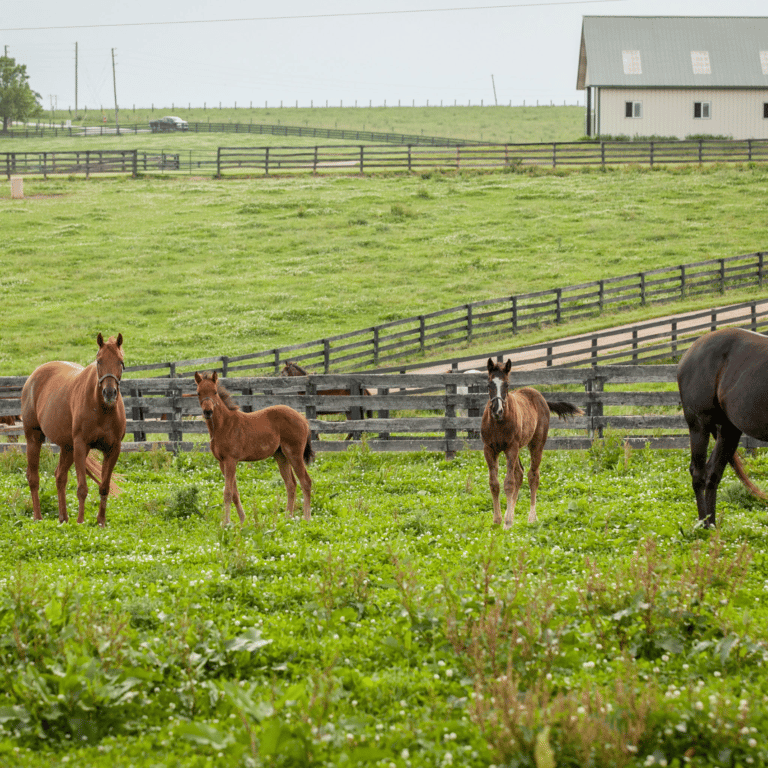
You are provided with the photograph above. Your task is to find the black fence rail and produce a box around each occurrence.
[1,121,485,146]
[109,252,767,379]
[5,138,768,179]
[2,366,767,457]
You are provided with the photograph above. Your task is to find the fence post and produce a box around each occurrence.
[598,279,604,311]
[639,272,646,305]
[313,146,319,173]
[419,316,426,352]
[632,329,638,363]
[710,310,717,333]
[680,265,686,298]
[445,380,457,460]
[265,147,270,176]
[359,145,364,173]
[305,379,318,442]
[323,339,330,373]
[407,145,412,173]
[511,295,518,334]
[555,288,562,323]
[378,386,390,442]
[719,258,725,293]
[671,321,678,359]
[216,147,221,178]
[132,149,138,178]
[466,304,474,342]
[130,387,146,443]
[373,326,380,366]
[222,356,229,377]
[552,142,557,168]
[586,371,604,440]
[759,252,765,287]
[751,301,758,332]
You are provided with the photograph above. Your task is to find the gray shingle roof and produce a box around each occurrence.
[577,16,768,89]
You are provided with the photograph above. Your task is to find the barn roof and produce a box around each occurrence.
[577,16,768,90]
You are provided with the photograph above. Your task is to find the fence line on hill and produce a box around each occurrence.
[2,366,766,458]
[94,251,767,379]
[4,139,768,179]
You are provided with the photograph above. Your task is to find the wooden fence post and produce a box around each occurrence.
[323,339,331,373]
[216,147,221,178]
[680,265,686,298]
[378,387,390,442]
[671,321,678,359]
[511,296,518,334]
[359,145,364,173]
[349,380,363,441]
[466,304,474,343]
[640,272,646,305]
[586,372,605,440]
[305,379,318,442]
[445,381,457,460]
[130,387,146,442]
[419,316,426,352]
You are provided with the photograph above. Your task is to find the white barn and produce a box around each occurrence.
[577,16,768,140]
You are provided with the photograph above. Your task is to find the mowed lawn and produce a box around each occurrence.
[2,164,768,373]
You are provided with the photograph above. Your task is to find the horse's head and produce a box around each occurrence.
[194,371,219,420]
[280,361,307,378]
[96,332,124,406]
[487,358,512,422]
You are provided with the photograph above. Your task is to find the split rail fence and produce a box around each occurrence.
[2,366,768,457]
[5,139,768,179]
[111,252,767,379]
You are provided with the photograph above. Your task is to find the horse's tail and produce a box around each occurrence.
[304,434,316,466]
[730,452,768,500]
[84,452,122,496]
[546,400,583,421]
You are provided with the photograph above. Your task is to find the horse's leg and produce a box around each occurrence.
[527,440,545,524]
[72,441,91,524]
[483,445,503,525]
[95,445,121,527]
[687,423,712,525]
[502,446,523,530]
[701,423,742,528]
[284,448,312,522]
[231,469,245,524]
[24,429,45,521]
[54,449,75,524]
[219,458,241,526]
[274,451,298,518]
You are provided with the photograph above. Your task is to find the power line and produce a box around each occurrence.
[2,0,625,32]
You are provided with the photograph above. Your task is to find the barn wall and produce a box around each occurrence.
[597,88,768,139]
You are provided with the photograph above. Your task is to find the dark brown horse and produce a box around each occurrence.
[677,327,768,527]
[20,333,126,526]
[195,371,315,524]
[280,361,373,428]
[481,358,582,529]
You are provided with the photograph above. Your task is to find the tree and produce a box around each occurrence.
[0,55,43,132]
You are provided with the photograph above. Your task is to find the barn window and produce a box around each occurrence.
[622,50,642,75]
[691,51,711,75]
[694,102,711,119]
[625,101,642,118]
[764,103,768,119]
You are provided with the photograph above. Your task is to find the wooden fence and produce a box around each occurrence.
[2,366,768,457]
[111,253,768,379]
[5,138,768,179]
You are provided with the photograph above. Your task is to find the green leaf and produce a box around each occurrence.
[225,628,273,653]
[177,722,233,751]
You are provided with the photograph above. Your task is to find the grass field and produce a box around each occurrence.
[3,108,768,767]
[21,105,587,146]
[1,443,768,767]
[2,163,768,373]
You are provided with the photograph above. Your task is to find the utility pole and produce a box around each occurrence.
[491,74,498,106]
[75,42,78,117]
[111,48,119,135]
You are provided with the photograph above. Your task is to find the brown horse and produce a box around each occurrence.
[20,333,126,526]
[481,358,582,529]
[195,371,315,524]
[677,327,768,527]
[280,361,374,428]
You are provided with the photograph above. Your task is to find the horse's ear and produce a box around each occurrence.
[194,372,202,384]
[487,358,495,373]
[212,371,218,383]
[116,333,123,348]
[503,360,512,374]
[97,332,105,348]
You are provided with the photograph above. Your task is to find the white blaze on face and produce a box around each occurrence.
[490,377,505,418]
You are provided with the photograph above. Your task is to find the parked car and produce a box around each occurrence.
[149,116,189,133]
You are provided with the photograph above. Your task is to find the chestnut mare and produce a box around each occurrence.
[677,327,768,528]
[481,358,582,529]
[194,371,315,524]
[21,333,126,526]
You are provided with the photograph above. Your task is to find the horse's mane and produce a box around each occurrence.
[199,372,240,411]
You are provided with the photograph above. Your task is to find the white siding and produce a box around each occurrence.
[597,88,768,139]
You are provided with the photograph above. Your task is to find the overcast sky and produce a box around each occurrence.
[3,1,767,114]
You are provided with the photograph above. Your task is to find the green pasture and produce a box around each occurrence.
[1,442,768,767]
[21,105,586,147]
[2,164,768,373]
